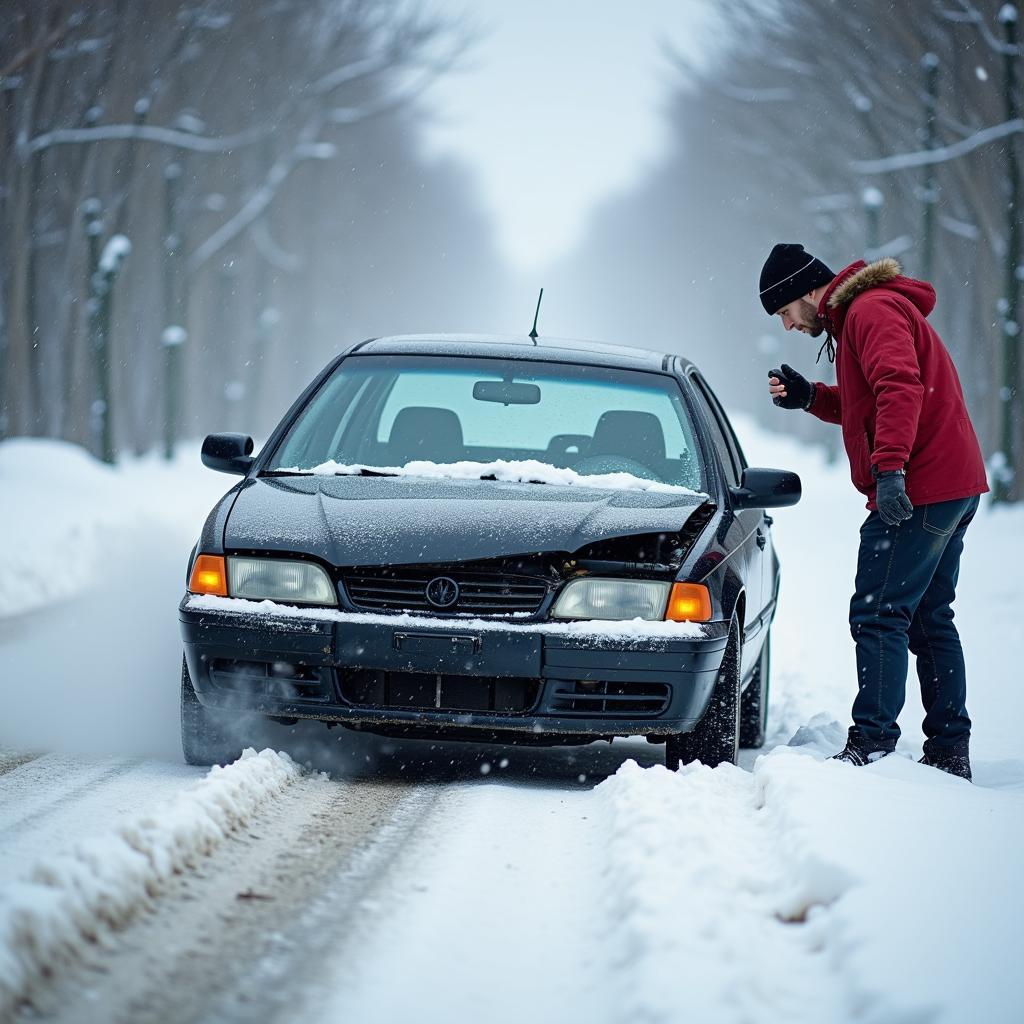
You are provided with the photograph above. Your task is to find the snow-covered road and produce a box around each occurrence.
[1,421,1022,1023]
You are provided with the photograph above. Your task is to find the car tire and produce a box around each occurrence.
[665,617,741,770]
[739,630,770,749]
[180,655,245,767]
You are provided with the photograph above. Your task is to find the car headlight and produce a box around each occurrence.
[551,578,670,621]
[227,556,337,606]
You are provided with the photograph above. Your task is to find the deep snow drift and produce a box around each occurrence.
[0,438,226,620]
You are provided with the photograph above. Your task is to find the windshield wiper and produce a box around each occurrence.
[478,472,547,485]
[262,467,401,478]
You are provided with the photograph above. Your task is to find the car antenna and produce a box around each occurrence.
[528,287,544,345]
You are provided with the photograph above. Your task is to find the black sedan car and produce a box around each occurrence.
[180,334,800,769]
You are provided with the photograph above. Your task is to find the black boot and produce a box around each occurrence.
[832,727,894,766]
[919,740,972,782]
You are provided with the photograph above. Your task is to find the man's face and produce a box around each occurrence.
[775,295,823,337]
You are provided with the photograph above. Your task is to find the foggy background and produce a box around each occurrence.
[2,0,1021,497]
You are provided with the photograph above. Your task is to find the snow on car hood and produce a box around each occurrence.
[224,471,711,567]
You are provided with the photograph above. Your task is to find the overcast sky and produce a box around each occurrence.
[418,1,719,275]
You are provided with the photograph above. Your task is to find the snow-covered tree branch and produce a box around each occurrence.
[20,121,273,159]
[852,118,1024,173]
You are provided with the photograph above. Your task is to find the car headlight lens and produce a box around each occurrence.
[227,556,337,606]
[551,578,670,621]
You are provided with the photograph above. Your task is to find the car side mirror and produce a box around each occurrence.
[201,432,254,475]
[729,467,801,510]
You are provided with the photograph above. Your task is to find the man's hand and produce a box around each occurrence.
[768,364,814,410]
[875,470,914,526]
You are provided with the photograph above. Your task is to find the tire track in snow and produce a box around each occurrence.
[311,781,616,1024]
[203,780,442,1024]
[0,754,200,878]
[26,773,439,1024]
[0,753,38,778]
[0,756,141,833]
[597,759,851,1024]
[1,749,301,1018]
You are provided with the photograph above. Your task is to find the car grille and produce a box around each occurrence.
[341,669,540,714]
[547,680,671,716]
[342,566,549,616]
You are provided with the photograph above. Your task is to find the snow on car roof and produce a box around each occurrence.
[353,333,683,372]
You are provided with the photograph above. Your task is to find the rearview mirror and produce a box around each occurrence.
[472,380,541,405]
[201,432,254,475]
[729,467,801,510]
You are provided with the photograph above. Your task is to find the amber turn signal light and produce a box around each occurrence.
[665,582,712,622]
[188,554,228,596]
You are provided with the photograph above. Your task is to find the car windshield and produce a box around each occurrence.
[266,354,705,490]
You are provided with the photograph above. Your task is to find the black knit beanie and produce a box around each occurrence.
[759,243,835,315]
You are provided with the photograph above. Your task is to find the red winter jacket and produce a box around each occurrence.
[808,258,988,510]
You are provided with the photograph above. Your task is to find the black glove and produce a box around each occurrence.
[768,364,815,410]
[875,469,914,526]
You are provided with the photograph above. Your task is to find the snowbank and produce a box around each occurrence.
[293,457,706,497]
[0,749,300,1016]
[594,746,1024,1024]
[595,758,851,1022]
[754,746,1024,1024]
[185,593,706,641]
[0,438,227,619]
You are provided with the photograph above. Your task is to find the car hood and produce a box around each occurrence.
[224,475,710,567]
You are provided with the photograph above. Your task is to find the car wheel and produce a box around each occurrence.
[739,630,770,749]
[665,617,741,770]
[180,655,245,767]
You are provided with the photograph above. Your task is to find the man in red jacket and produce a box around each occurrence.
[759,243,988,780]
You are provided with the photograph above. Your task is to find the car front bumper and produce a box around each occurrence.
[179,596,730,742]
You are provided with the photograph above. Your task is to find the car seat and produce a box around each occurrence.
[588,410,666,469]
[387,406,465,465]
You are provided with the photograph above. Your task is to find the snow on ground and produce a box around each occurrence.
[1,417,1022,1023]
[0,439,229,757]
[594,758,850,1024]
[751,746,1020,1023]
[0,755,201,882]
[0,748,300,1017]
[595,748,1022,1024]
[0,438,227,619]
[313,783,614,1024]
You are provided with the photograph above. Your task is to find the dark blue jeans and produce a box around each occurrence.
[849,494,980,752]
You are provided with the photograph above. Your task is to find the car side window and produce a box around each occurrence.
[694,374,747,475]
[688,374,740,487]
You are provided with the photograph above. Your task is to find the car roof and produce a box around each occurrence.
[350,333,697,374]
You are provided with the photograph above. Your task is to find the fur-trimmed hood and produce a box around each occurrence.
[822,258,936,324]
[828,257,901,307]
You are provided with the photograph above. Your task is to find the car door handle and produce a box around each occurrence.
[763,514,774,527]
[756,529,766,550]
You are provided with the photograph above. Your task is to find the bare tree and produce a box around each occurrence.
[0,0,482,459]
